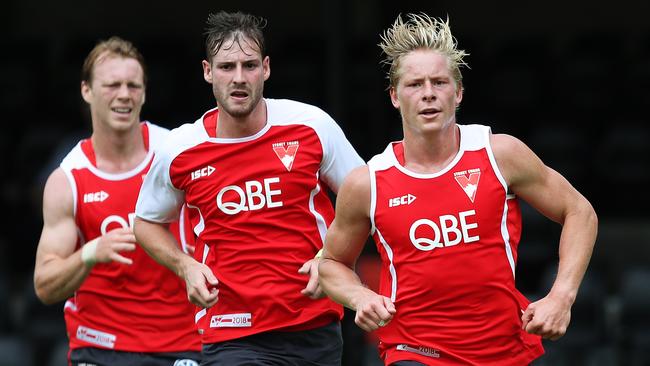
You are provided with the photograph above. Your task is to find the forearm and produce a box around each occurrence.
[550,200,598,303]
[319,257,375,311]
[34,251,92,304]
[133,217,194,278]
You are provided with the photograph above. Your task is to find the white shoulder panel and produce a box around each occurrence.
[136,114,212,223]
[266,99,364,193]
[145,121,170,151]
[458,124,491,152]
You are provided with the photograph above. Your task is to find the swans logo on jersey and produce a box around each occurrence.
[389,194,417,207]
[454,168,481,203]
[210,313,252,328]
[272,141,299,171]
[83,191,109,203]
[217,177,283,215]
[409,209,479,251]
[191,165,215,180]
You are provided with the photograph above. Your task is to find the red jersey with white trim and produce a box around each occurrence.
[60,122,200,352]
[136,99,364,343]
[368,124,544,365]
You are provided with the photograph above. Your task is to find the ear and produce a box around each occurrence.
[81,81,92,104]
[389,86,400,109]
[202,60,212,83]
[263,56,270,81]
[455,81,464,107]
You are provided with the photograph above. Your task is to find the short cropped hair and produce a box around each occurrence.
[204,11,267,61]
[379,13,468,88]
[81,36,147,85]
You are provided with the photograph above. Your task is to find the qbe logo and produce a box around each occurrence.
[217,177,283,215]
[100,213,136,234]
[409,209,479,251]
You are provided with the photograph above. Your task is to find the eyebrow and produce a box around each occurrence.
[215,58,261,64]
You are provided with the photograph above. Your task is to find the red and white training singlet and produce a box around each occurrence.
[368,124,544,365]
[136,99,364,343]
[60,122,200,352]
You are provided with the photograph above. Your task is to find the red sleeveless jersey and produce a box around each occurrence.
[60,122,200,352]
[368,124,544,365]
[136,99,364,343]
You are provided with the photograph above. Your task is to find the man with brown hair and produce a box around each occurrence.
[33,36,201,366]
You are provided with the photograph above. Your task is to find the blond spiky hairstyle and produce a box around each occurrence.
[379,13,469,88]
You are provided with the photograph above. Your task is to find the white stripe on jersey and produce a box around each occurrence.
[375,228,398,302]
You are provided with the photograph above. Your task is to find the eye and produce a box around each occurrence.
[219,64,233,70]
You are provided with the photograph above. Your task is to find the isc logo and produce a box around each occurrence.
[409,209,479,251]
[191,165,215,181]
[84,191,109,203]
[389,194,416,207]
[217,177,283,215]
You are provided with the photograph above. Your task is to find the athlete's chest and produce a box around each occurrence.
[373,152,506,251]
[73,169,146,235]
[171,126,324,214]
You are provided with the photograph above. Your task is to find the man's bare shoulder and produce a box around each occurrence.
[340,165,370,194]
[490,133,527,156]
[42,168,73,218]
[335,165,371,215]
[490,132,547,188]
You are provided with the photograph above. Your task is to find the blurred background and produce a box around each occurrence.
[1,0,649,365]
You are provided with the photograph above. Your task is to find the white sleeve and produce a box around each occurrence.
[135,148,184,223]
[318,114,365,193]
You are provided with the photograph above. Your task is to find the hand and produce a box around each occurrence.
[353,290,396,332]
[521,294,572,340]
[182,257,219,308]
[299,258,324,299]
[94,228,137,265]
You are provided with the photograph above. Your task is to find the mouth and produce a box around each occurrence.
[419,107,440,118]
[230,90,249,100]
[111,107,133,115]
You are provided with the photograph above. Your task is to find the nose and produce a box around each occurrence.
[117,83,131,99]
[422,80,436,101]
[233,64,245,84]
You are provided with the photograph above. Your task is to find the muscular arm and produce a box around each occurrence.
[33,169,136,304]
[134,217,219,308]
[492,134,598,339]
[319,166,396,332]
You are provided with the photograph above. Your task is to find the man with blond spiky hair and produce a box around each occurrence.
[319,13,597,365]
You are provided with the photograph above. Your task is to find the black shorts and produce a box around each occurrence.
[391,361,426,366]
[69,347,201,366]
[202,321,343,365]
